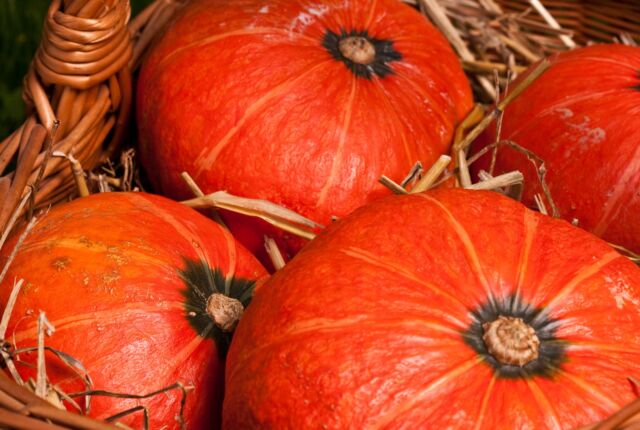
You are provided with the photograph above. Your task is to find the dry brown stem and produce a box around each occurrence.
[179,171,225,226]
[53,151,90,197]
[180,172,205,198]
[411,155,452,193]
[419,0,497,99]
[467,139,559,217]
[457,149,473,188]
[533,193,548,215]
[450,59,549,192]
[497,33,541,62]
[379,175,409,195]
[264,237,286,270]
[89,149,137,193]
[528,0,576,48]
[400,161,423,188]
[467,170,524,200]
[579,397,640,430]
[0,279,26,386]
[70,382,193,430]
[496,58,550,109]
[608,244,640,266]
[466,170,523,190]
[36,313,55,399]
[463,60,527,74]
[0,216,38,287]
[182,191,320,240]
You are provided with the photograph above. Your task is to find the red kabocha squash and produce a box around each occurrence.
[224,189,640,429]
[471,44,640,253]
[136,0,472,262]
[0,192,267,429]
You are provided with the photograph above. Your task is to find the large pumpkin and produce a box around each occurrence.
[471,44,640,253]
[0,192,267,429]
[136,0,472,262]
[224,189,640,429]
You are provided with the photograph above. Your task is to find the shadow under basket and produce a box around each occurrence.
[0,0,638,429]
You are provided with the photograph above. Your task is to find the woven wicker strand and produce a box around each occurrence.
[0,372,119,430]
[498,0,640,44]
[0,0,133,240]
[0,1,189,429]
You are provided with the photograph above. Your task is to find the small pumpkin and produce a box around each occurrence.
[136,0,472,263]
[0,192,267,429]
[471,44,640,253]
[224,189,640,429]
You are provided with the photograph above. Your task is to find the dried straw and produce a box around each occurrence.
[182,190,320,240]
[264,237,286,270]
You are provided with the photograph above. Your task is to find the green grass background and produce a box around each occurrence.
[0,0,154,140]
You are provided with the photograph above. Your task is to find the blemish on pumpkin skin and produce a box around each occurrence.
[287,5,328,35]
[307,5,329,17]
[58,212,74,223]
[605,275,640,310]
[567,116,605,145]
[107,253,127,266]
[78,236,94,248]
[106,247,128,266]
[556,114,606,158]
[44,240,60,253]
[101,270,121,286]
[131,238,158,255]
[23,282,34,293]
[555,107,574,119]
[51,257,71,271]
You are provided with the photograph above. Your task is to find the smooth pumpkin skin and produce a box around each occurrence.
[471,44,640,253]
[224,189,640,429]
[136,0,473,262]
[0,192,268,429]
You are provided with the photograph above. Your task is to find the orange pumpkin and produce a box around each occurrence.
[472,44,640,253]
[0,192,267,429]
[136,0,472,263]
[224,189,640,429]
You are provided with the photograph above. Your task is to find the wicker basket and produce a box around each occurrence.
[0,0,638,428]
[498,0,640,44]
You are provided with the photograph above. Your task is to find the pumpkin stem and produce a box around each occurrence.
[339,36,375,65]
[482,316,540,367]
[206,293,244,332]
